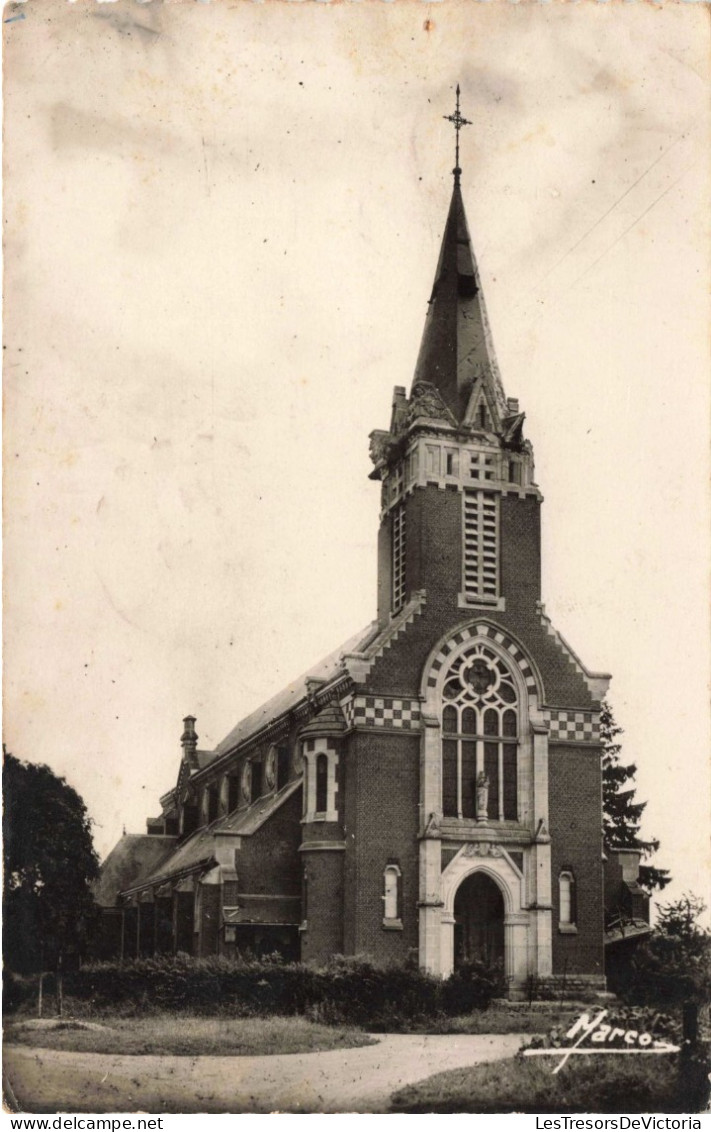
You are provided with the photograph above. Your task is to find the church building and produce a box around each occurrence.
[97,97,631,994]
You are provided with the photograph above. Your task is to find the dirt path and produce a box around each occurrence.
[5,1033,521,1113]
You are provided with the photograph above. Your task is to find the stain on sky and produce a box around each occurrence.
[515,39,684,282]
[49,101,176,159]
[91,6,161,45]
[460,63,522,113]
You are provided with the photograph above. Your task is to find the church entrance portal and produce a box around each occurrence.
[453,871,505,971]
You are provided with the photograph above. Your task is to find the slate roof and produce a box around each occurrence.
[413,180,507,423]
[299,701,347,737]
[94,834,177,907]
[195,749,217,770]
[112,624,387,897]
[215,779,301,837]
[605,920,652,947]
[214,623,377,757]
[122,825,219,893]
[122,780,303,894]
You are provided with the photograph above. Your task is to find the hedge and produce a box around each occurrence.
[6,954,504,1026]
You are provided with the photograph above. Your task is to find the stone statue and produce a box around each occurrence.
[476,771,490,821]
[407,382,457,426]
[368,430,392,466]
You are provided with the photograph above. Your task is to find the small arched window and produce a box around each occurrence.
[315,754,329,813]
[559,869,577,932]
[382,864,402,929]
[302,738,339,821]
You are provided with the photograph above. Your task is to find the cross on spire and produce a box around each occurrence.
[443,84,471,185]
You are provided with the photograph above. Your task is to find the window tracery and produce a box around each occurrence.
[440,641,519,821]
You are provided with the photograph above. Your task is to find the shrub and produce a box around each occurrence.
[3,971,40,1015]
[5,952,500,1025]
[621,895,711,1008]
[441,959,505,1015]
[318,955,443,1029]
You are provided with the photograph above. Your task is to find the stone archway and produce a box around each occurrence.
[417,619,553,983]
[440,848,530,985]
[453,871,505,971]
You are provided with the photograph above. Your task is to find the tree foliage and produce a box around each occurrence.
[623,894,711,1007]
[600,702,670,892]
[3,749,100,973]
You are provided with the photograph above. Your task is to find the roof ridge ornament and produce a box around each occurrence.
[443,83,471,186]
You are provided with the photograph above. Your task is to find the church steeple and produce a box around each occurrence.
[412,88,507,426]
[369,92,538,623]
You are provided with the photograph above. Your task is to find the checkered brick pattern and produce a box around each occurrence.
[341,695,421,730]
[546,710,600,742]
[426,623,539,694]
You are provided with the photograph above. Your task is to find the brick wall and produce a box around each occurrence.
[342,734,358,956]
[404,486,462,605]
[237,787,302,896]
[366,482,598,710]
[300,848,344,962]
[548,745,604,976]
[500,494,541,612]
[377,517,392,623]
[343,730,420,964]
[365,601,596,709]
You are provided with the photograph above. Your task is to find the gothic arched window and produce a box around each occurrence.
[315,754,329,814]
[441,642,519,821]
[302,737,340,821]
[382,863,402,928]
[559,869,577,931]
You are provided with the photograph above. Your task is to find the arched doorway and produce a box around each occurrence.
[453,871,505,971]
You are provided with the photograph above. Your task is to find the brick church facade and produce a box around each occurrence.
[97,132,636,994]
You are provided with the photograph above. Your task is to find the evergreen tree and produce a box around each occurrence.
[601,702,670,892]
[625,893,711,1005]
[3,749,100,973]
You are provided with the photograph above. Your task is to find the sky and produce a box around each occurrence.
[4,0,709,916]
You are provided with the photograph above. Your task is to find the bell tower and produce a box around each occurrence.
[369,89,541,625]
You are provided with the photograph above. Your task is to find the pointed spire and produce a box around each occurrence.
[412,91,507,423]
[412,179,506,423]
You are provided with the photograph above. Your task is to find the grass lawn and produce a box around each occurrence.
[390,1053,683,1113]
[5,1014,376,1058]
[417,1004,580,1035]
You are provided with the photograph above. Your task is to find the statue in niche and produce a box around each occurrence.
[476,771,490,822]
